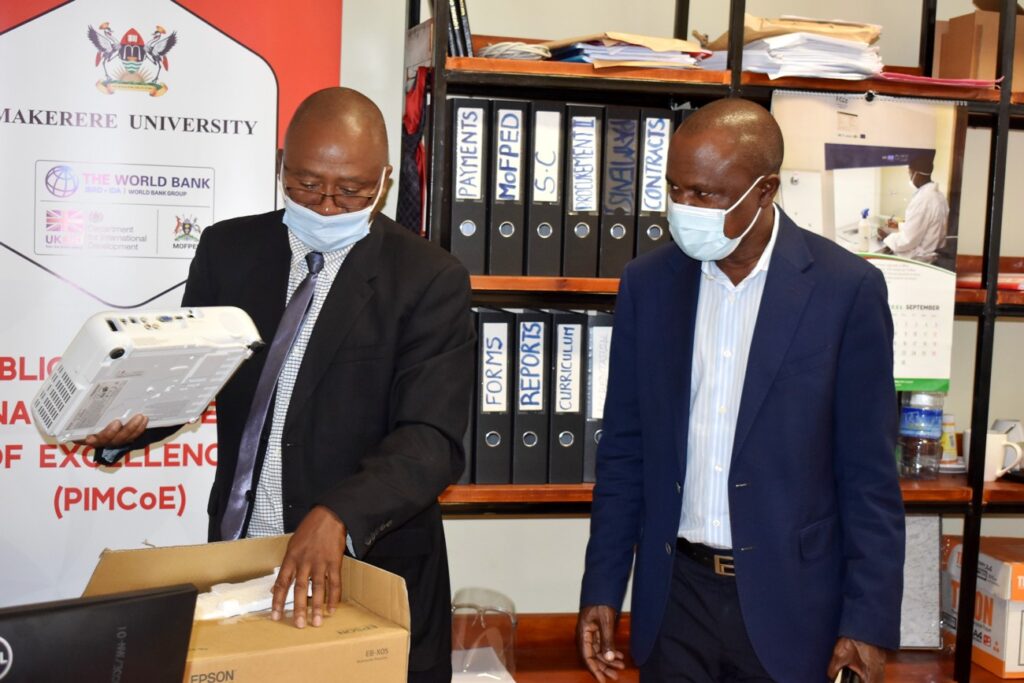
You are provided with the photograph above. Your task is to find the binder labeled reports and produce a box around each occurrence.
[636,108,673,256]
[599,106,640,278]
[512,310,550,484]
[526,102,565,276]
[450,98,489,274]
[475,308,513,483]
[584,310,614,483]
[488,100,528,275]
[563,105,603,277]
[548,309,587,484]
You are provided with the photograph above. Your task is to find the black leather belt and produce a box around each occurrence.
[676,537,735,577]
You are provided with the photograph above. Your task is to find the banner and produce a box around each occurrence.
[772,91,963,393]
[0,0,340,606]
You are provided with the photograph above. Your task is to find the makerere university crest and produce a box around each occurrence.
[87,22,177,96]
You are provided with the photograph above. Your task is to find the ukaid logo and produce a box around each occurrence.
[0,636,11,680]
[87,22,177,96]
[44,209,85,247]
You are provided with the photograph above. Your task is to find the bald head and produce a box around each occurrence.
[677,99,784,179]
[285,87,389,167]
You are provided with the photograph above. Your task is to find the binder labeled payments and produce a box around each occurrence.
[547,309,587,484]
[636,108,673,256]
[599,106,640,278]
[450,98,489,274]
[488,100,528,275]
[475,308,513,483]
[512,310,550,484]
[584,310,614,483]
[563,105,603,277]
[526,102,565,276]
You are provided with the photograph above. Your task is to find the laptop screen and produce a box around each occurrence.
[0,583,196,683]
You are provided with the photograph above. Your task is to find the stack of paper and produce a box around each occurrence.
[699,32,883,80]
[541,32,710,70]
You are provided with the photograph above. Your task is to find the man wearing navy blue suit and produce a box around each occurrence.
[576,99,905,683]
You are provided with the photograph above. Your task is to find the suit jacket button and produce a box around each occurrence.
[665,542,672,555]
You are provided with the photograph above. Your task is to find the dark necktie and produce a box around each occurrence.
[220,251,324,541]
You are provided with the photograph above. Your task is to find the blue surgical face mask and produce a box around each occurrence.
[668,175,764,262]
[281,170,385,252]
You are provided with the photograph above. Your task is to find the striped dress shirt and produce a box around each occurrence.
[246,231,353,537]
[678,205,780,549]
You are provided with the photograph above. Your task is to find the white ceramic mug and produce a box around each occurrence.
[983,431,1023,482]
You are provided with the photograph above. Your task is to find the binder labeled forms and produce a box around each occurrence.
[475,309,513,483]
[526,102,565,276]
[512,310,550,483]
[488,101,528,275]
[450,99,489,274]
[584,311,614,483]
[548,310,587,483]
[599,106,640,278]
[563,105,603,277]
[636,109,673,256]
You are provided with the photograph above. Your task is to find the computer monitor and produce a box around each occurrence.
[0,583,197,682]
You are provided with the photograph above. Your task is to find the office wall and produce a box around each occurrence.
[340,0,1024,613]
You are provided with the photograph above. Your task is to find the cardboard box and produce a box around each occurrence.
[937,2,1024,82]
[83,535,410,683]
[941,535,1024,678]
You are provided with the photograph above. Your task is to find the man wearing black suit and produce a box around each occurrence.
[83,87,474,683]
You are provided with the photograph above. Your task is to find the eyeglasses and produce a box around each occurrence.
[283,185,377,211]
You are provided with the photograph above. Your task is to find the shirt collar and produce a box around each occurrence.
[701,203,780,285]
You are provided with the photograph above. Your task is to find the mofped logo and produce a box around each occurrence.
[174,215,202,242]
[0,636,12,680]
[87,22,177,97]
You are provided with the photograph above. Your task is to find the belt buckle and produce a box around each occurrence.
[713,554,735,577]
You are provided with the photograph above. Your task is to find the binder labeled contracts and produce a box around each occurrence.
[488,100,528,275]
[512,309,550,484]
[526,101,565,276]
[636,108,673,256]
[599,106,640,278]
[547,309,587,483]
[475,308,513,483]
[563,105,603,277]
[450,98,489,274]
[584,310,614,482]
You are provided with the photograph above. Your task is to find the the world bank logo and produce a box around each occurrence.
[45,165,79,198]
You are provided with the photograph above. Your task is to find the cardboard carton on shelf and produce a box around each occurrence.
[941,535,1024,678]
[934,0,1024,83]
[84,535,410,683]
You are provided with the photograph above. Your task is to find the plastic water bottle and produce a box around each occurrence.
[858,208,871,252]
[898,392,944,479]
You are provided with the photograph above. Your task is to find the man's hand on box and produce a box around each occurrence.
[76,415,149,449]
[271,505,347,628]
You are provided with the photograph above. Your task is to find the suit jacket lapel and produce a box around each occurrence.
[237,220,291,382]
[731,214,815,462]
[284,222,383,433]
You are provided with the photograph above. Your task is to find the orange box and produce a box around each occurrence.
[942,535,1024,678]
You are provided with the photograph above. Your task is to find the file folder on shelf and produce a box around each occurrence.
[547,309,588,484]
[512,309,551,484]
[636,108,673,256]
[526,101,565,276]
[474,308,513,484]
[599,106,640,278]
[563,105,604,277]
[450,98,489,274]
[584,310,614,483]
[488,100,529,275]
[458,309,479,485]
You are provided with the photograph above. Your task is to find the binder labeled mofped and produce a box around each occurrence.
[488,100,528,275]
[599,106,640,278]
[636,108,673,256]
[512,309,550,484]
[563,105,603,277]
[450,98,489,274]
[526,102,565,276]
[547,309,587,484]
[475,308,513,483]
[584,310,614,483]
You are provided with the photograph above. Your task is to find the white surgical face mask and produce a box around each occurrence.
[668,175,764,262]
[281,169,385,252]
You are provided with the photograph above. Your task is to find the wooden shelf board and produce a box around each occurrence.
[471,275,619,294]
[740,71,1002,103]
[441,476,969,505]
[984,480,1024,505]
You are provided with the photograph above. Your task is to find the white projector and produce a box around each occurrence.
[32,307,264,442]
